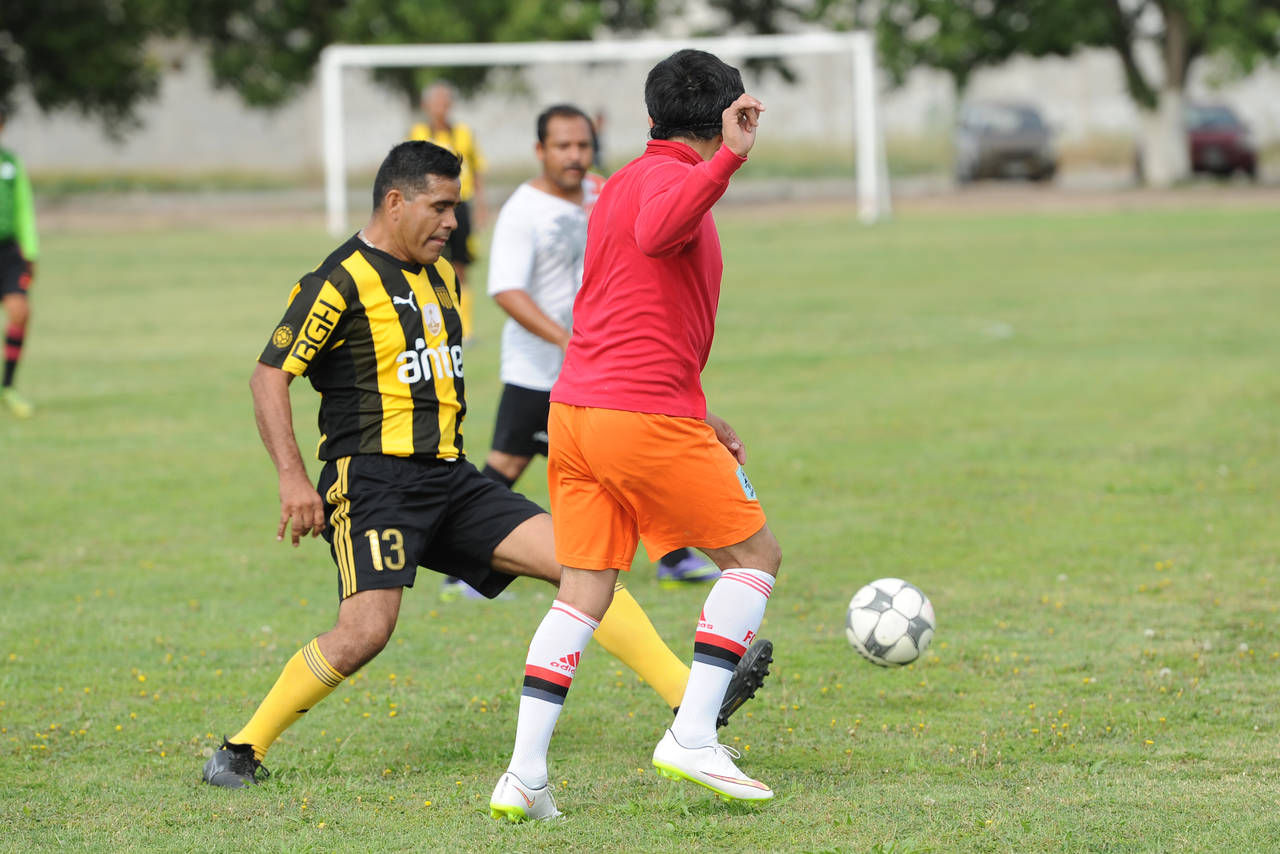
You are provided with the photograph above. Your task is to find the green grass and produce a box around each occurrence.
[29,170,315,198]
[3,200,1280,852]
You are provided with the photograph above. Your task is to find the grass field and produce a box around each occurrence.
[3,197,1280,853]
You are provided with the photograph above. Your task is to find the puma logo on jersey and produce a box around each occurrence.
[392,292,419,312]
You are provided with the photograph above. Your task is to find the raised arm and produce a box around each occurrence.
[634,94,764,257]
[633,149,742,257]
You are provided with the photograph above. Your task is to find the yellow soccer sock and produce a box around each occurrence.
[229,638,346,761]
[593,584,690,710]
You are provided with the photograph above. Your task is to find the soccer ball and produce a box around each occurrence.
[845,578,935,666]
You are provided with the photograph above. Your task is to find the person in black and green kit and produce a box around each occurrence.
[0,106,38,418]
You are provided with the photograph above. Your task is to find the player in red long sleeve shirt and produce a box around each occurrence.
[491,49,782,822]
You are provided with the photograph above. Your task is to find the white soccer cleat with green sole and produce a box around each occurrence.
[489,771,563,822]
[652,729,774,801]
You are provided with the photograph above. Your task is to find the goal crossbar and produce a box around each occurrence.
[321,32,889,235]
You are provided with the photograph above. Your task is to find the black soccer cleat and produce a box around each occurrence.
[718,638,773,728]
[202,739,270,789]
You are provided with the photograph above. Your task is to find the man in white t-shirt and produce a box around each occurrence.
[476,104,719,588]
[483,104,598,487]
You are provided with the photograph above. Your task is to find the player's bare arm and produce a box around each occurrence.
[493,289,572,351]
[721,94,765,158]
[706,411,747,464]
[249,362,326,546]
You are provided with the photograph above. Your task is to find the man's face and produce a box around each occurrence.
[389,175,460,266]
[425,87,452,124]
[537,115,594,194]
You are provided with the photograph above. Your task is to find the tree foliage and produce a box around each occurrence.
[336,0,660,104]
[181,0,349,108]
[708,0,1280,110]
[0,0,176,136]
[0,0,661,131]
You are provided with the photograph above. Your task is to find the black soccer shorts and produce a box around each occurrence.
[490,383,552,458]
[443,201,475,266]
[316,454,543,601]
[0,240,31,298]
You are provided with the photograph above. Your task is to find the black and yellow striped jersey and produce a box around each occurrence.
[259,235,467,461]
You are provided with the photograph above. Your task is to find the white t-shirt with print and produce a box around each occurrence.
[487,181,596,392]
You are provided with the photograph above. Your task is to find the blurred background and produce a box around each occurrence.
[4,0,1278,215]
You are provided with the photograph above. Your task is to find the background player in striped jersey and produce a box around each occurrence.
[0,107,38,419]
[409,81,487,342]
[478,103,721,592]
[491,50,778,821]
[202,140,766,789]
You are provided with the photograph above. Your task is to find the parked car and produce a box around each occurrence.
[1185,103,1257,180]
[954,101,1058,183]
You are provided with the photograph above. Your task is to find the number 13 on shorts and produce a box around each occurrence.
[363,528,406,571]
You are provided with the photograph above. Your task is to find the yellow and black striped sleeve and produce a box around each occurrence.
[259,273,350,376]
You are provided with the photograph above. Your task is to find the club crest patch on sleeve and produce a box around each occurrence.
[272,325,295,349]
[736,466,757,501]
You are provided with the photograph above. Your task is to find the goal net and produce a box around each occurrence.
[320,32,889,235]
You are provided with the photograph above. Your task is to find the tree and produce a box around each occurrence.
[0,0,661,134]
[707,0,1280,186]
[336,0,662,104]
[0,0,177,137]
[180,0,350,109]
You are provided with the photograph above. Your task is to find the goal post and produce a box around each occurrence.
[320,32,889,236]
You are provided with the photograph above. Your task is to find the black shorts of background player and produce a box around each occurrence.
[444,199,474,266]
[0,242,34,418]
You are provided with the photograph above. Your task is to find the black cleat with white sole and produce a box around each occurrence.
[202,739,270,789]
[718,638,773,728]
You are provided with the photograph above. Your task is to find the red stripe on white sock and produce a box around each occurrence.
[721,570,774,599]
[524,664,574,687]
[694,630,747,657]
[550,601,600,630]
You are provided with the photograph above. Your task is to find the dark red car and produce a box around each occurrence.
[1186,104,1257,180]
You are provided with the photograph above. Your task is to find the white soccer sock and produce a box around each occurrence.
[671,567,775,749]
[506,600,599,788]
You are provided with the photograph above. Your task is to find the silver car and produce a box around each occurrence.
[955,101,1057,183]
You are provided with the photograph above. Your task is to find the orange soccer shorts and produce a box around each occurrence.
[547,403,767,570]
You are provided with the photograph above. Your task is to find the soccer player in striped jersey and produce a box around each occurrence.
[490,50,779,821]
[202,141,766,789]
[0,107,38,419]
[409,81,487,342]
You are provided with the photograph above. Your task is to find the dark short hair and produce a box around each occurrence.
[372,141,462,210]
[536,104,595,146]
[645,49,745,142]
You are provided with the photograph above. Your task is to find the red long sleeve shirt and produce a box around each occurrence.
[551,140,746,419]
